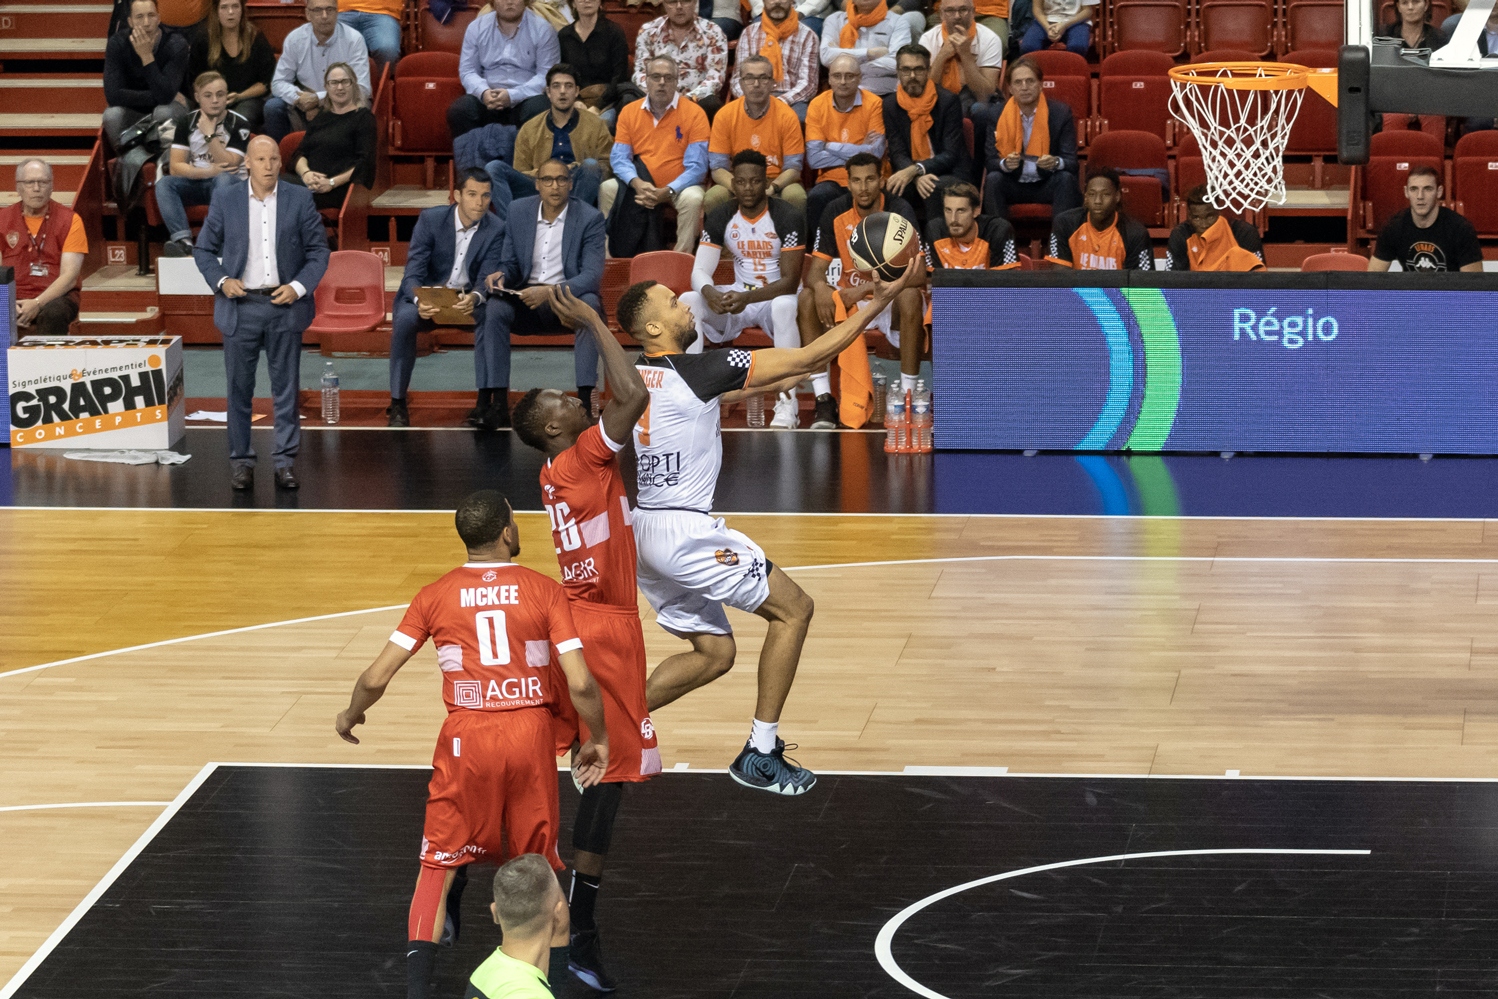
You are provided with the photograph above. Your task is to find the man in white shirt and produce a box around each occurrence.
[819,0,912,96]
[919,0,1002,115]
[1019,0,1097,55]
[192,135,330,491]
[264,0,372,140]
[487,159,610,421]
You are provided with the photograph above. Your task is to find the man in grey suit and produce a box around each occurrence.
[487,158,607,416]
[193,134,329,491]
[387,168,506,429]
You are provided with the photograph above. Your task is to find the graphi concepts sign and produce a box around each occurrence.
[8,336,185,449]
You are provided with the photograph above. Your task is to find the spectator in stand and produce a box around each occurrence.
[1380,0,1440,48]
[925,181,1019,270]
[706,56,806,213]
[1165,186,1265,271]
[1369,165,1484,272]
[972,0,1009,42]
[448,0,558,139]
[1046,168,1154,270]
[158,71,249,258]
[632,0,729,120]
[732,0,820,121]
[884,44,968,224]
[919,0,1001,117]
[337,0,400,70]
[490,65,610,213]
[601,56,710,256]
[820,0,912,97]
[804,54,886,235]
[264,0,371,141]
[799,152,925,427]
[2,159,87,338]
[557,0,634,127]
[983,57,1080,219]
[684,149,808,426]
[1020,0,1096,55]
[704,0,744,41]
[186,0,275,131]
[103,0,191,149]
[387,168,506,429]
[286,62,377,210]
[487,159,608,420]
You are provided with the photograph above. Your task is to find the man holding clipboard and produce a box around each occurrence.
[388,167,507,429]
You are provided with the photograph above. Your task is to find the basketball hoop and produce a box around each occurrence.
[1168,62,1312,215]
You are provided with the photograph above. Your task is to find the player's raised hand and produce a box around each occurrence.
[334,709,365,744]
[548,285,603,331]
[872,255,924,303]
[573,739,609,787]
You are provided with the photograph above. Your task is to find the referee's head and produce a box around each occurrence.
[489,853,567,938]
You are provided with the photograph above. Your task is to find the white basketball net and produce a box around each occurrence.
[1169,65,1308,215]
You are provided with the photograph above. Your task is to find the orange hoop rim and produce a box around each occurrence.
[1168,61,1311,91]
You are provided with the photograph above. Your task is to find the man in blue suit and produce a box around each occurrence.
[193,134,329,491]
[387,168,507,428]
[486,158,607,414]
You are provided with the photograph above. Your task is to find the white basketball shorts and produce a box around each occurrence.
[633,508,772,636]
[698,287,791,344]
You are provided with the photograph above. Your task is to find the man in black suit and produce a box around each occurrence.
[193,134,328,491]
[486,158,608,415]
[980,56,1082,220]
[882,45,970,225]
[387,168,507,429]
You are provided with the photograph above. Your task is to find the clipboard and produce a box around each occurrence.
[416,286,477,326]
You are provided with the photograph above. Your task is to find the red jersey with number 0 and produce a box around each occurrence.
[537,424,639,609]
[390,562,582,713]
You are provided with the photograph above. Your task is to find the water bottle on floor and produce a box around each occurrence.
[321,361,340,425]
[912,379,932,453]
[871,371,886,426]
[884,383,906,453]
[745,391,765,428]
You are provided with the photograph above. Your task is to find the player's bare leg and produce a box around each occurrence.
[897,288,924,388]
[729,567,818,795]
[645,632,737,711]
[407,864,466,999]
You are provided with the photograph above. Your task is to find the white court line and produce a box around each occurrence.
[0,801,170,813]
[0,762,219,999]
[873,847,1374,999]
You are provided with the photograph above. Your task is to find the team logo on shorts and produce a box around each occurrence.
[715,549,740,566]
[481,570,498,582]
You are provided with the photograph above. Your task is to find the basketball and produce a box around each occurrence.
[847,211,919,281]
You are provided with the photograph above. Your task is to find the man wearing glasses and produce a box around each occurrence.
[1,159,87,338]
[632,0,729,119]
[264,0,371,140]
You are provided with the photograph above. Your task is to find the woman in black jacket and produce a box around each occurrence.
[557,0,636,127]
[1379,0,1440,49]
[186,0,275,130]
[287,62,377,210]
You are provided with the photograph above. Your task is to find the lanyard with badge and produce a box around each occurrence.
[27,207,51,279]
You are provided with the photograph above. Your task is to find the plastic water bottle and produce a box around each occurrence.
[744,391,765,428]
[871,371,887,426]
[320,361,340,425]
[911,379,932,453]
[884,384,907,453]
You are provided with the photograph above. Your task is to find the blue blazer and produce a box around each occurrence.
[496,196,606,299]
[192,180,330,336]
[398,204,505,306]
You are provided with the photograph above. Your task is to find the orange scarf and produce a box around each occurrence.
[994,96,1049,160]
[1185,216,1266,272]
[757,8,801,82]
[937,25,973,93]
[839,0,888,49]
[896,78,937,161]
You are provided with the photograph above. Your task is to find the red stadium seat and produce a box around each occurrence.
[1353,129,1446,237]
[1097,50,1177,144]
[307,251,388,335]
[392,52,465,188]
[1026,50,1093,144]
[1175,132,1207,195]
[629,250,696,294]
[1111,0,1188,55]
[1451,129,1498,235]
[1087,129,1171,226]
[1285,0,1344,53]
[1382,112,1447,144]
[1301,251,1369,271]
[278,131,303,168]
[419,5,475,53]
[1197,0,1274,56]
[1284,49,1340,185]
[1192,48,1261,61]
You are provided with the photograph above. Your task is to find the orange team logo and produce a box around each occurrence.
[715,549,740,566]
[750,134,761,148]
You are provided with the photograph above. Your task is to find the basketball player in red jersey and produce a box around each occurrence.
[508,286,654,993]
[334,490,610,999]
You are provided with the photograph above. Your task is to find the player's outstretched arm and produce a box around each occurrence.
[744,256,923,388]
[548,286,648,444]
[558,648,611,787]
[335,642,414,744]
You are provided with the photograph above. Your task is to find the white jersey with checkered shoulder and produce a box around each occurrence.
[633,350,757,513]
[699,197,806,289]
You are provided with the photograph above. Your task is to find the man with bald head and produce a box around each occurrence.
[803,52,886,233]
[193,134,329,492]
[1,158,88,337]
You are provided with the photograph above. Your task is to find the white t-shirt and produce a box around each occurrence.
[1037,0,1098,25]
[918,22,1005,71]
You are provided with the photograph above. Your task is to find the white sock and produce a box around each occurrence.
[749,718,778,754]
[901,372,918,392]
[810,372,831,396]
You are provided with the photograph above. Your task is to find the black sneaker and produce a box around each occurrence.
[809,393,838,430]
[386,398,410,427]
[729,739,816,795]
[568,928,618,992]
[161,238,193,258]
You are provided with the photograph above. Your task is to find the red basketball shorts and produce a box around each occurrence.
[419,707,563,872]
[550,600,661,783]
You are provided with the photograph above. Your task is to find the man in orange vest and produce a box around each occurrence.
[1,159,87,338]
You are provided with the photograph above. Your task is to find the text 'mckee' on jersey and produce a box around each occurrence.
[633,350,756,513]
[538,423,639,609]
[699,198,806,288]
[391,562,582,713]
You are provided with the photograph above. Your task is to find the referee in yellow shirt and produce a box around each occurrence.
[464,854,572,999]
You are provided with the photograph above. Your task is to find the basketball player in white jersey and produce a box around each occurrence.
[615,256,921,794]
[681,149,806,428]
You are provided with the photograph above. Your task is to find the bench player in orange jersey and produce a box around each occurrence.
[334,490,610,999]
[508,286,655,993]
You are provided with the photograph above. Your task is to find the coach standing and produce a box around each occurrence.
[193,134,329,492]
